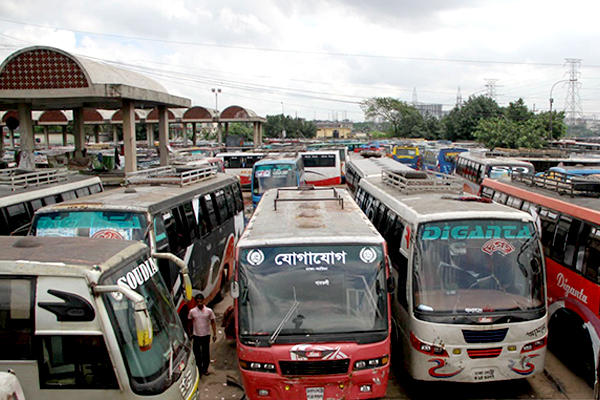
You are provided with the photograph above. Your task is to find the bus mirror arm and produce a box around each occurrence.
[152,252,193,302]
[386,277,396,294]
[93,284,153,350]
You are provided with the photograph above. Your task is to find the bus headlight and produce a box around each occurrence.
[354,355,389,370]
[239,360,277,373]
[410,332,449,357]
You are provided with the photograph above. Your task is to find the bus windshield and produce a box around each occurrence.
[31,211,148,242]
[101,257,189,395]
[238,245,387,342]
[413,219,545,320]
[253,164,298,195]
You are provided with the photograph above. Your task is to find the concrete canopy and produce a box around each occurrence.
[0,46,191,172]
[0,46,190,110]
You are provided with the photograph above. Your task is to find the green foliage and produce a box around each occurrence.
[443,96,502,141]
[264,115,316,138]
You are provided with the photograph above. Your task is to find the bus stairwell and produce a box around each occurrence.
[512,171,600,198]
[125,165,218,187]
[273,186,344,210]
[381,169,462,194]
[0,168,68,190]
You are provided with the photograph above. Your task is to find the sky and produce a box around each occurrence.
[1,0,600,122]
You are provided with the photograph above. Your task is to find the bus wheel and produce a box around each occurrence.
[549,309,595,386]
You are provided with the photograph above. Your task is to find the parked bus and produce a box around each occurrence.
[0,168,103,236]
[0,236,198,400]
[480,172,600,385]
[390,145,421,169]
[29,165,245,325]
[304,146,349,183]
[455,152,535,194]
[217,152,265,188]
[233,186,392,399]
[354,165,547,382]
[345,156,404,196]
[301,150,343,186]
[251,153,305,207]
[422,147,468,174]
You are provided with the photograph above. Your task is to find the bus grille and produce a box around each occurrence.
[467,348,502,359]
[462,328,508,343]
[279,360,350,376]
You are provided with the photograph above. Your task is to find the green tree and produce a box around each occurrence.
[504,98,534,122]
[443,95,502,141]
[264,115,316,139]
[360,97,438,138]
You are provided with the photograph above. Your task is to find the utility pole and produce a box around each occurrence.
[484,79,499,102]
[456,86,463,108]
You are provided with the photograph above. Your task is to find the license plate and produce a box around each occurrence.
[472,368,496,381]
[306,387,324,400]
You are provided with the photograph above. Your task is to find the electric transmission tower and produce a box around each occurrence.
[456,86,463,108]
[484,79,499,102]
[564,58,583,127]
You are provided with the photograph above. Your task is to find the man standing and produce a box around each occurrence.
[188,294,217,376]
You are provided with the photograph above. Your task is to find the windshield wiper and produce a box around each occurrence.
[269,287,298,345]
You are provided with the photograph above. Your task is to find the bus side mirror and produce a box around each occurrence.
[386,277,396,293]
[152,252,192,301]
[230,281,239,299]
[134,303,153,351]
[94,284,153,351]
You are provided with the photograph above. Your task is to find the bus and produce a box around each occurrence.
[28,165,245,325]
[233,186,392,399]
[0,236,198,400]
[354,165,547,382]
[455,152,535,194]
[345,156,405,196]
[480,172,600,385]
[304,146,349,183]
[0,168,103,236]
[217,152,265,189]
[301,150,343,186]
[390,145,421,169]
[422,147,468,175]
[251,153,305,207]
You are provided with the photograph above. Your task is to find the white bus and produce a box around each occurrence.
[0,236,198,400]
[455,152,535,194]
[217,152,265,189]
[29,166,245,325]
[301,150,343,186]
[345,156,407,196]
[354,165,548,382]
[0,168,103,235]
[233,186,392,399]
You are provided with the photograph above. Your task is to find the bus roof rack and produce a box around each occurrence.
[273,185,344,210]
[382,169,462,194]
[0,168,68,190]
[125,165,217,187]
[512,171,600,197]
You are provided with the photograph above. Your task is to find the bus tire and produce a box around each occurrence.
[549,308,595,386]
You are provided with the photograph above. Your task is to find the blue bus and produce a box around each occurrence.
[390,144,421,169]
[250,153,305,207]
[422,147,468,174]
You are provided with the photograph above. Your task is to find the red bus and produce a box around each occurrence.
[232,186,392,399]
[480,172,600,385]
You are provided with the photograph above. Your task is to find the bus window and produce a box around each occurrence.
[61,191,76,201]
[6,203,30,235]
[202,194,219,229]
[231,183,244,213]
[553,215,572,266]
[539,209,558,256]
[215,190,229,223]
[75,187,91,198]
[584,228,600,282]
[163,211,182,255]
[0,278,34,360]
[43,195,58,205]
[183,202,198,241]
[39,335,118,389]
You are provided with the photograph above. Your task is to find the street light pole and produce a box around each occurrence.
[281,102,286,139]
[549,80,569,141]
[212,88,222,143]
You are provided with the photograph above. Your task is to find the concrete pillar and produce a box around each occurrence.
[73,107,85,156]
[113,124,119,145]
[93,125,100,143]
[43,126,50,149]
[192,122,197,145]
[182,122,188,147]
[9,128,15,148]
[158,105,169,166]
[122,100,137,173]
[146,123,154,147]
[62,125,68,146]
[17,103,35,169]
